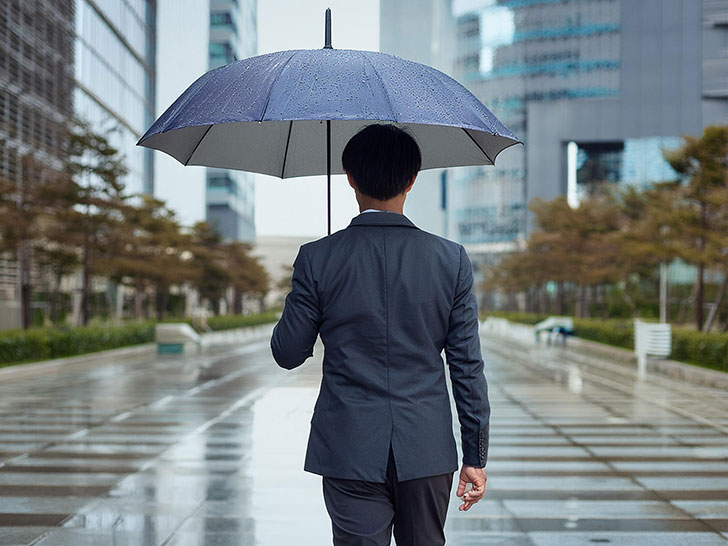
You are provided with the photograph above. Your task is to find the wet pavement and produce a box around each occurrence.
[0,323,725,545]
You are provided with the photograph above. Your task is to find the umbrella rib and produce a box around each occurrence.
[184,125,214,166]
[281,120,293,178]
[462,128,494,165]
[259,50,300,122]
[359,51,397,120]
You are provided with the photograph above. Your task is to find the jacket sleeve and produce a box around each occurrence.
[270,244,321,370]
[444,244,491,468]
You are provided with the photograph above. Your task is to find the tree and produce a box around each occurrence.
[188,222,231,315]
[501,193,626,317]
[59,117,129,325]
[222,241,270,314]
[0,154,71,328]
[616,182,690,320]
[107,195,193,320]
[663,125,728,330]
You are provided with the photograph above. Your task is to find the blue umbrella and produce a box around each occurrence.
[138,9,521,234]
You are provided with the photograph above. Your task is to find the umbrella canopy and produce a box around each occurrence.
[137,49,521,178]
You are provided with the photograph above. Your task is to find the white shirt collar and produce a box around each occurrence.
[362,208,390,213]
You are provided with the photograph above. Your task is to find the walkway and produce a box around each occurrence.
[0,325,724,545]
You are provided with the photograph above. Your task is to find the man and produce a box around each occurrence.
[270,124,490,546]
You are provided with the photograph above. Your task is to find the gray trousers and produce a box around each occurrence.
[322,443,454,545]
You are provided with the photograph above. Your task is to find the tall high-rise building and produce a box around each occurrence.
[74,0,157,196]
[205,0,257,242]
[453,0,728,247]
[0,0,75,179]
[0,0,76,328]
[154,0,209,226]
[0,0,157,328]
[380,0,456,237]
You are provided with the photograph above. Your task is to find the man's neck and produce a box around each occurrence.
[357,198,405,214]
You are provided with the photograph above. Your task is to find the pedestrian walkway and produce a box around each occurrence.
[471,329,728,545]
[0,324,725,545]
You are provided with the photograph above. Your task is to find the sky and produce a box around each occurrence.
[254,0,380,238]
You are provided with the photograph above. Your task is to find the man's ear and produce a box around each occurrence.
[405,174,417,193]
[346,172,358,191]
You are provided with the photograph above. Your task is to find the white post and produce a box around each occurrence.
[660,262,668,323]
[115,283,124,320]
[637,352,647,380]
[634,319,646,380]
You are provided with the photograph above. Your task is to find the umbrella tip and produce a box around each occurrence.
[324,8,333,49]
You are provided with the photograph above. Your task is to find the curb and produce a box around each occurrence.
[565,335,728,390]
[0,343,156,383]
[481,317,728,391]
[0,322,278,384]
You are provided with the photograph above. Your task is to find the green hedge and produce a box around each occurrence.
[0,321,156,367]
[160,310,280,332]
[482,311,728,374]
[484,311,549,325]
[573,318,635,351]
[0,311,281,368]
[670,330,728,373]
[206,310,279,331]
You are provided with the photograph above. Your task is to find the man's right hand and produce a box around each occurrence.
[456,465,486,511]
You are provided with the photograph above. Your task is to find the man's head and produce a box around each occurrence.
[342,124,422,201]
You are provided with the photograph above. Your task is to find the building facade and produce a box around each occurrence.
[154,0,209,226]
[0,0,157,328]
[453,0,728,245]
[205,0,257,242]
[74,0,157,196]
[0,0,75,179]
[0,0,77,328]
[380,0,456,238]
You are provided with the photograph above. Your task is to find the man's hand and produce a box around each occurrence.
[456,465,486,511]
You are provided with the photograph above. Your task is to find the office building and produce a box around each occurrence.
[453,0,728,249]
[206,0,257,242]
[74,0,157,196]
[0,0,76,328]
[0,0,157,328]
[380,0,456,237]
[154,0,209,226]
[0,0,75,179]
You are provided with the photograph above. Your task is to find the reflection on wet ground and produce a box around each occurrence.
[0,324,725,545]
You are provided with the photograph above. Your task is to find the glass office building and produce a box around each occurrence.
[380,0,456,237]
[453,0,622,249]
[73,0,157,195]
[206,0,257,242]
[0,0,76,328]
[452,0,727,246]
[0,0,75,179]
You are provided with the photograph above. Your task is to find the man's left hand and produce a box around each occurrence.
[456,465,486,511]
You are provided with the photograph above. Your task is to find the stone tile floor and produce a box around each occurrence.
[0,324,725,545]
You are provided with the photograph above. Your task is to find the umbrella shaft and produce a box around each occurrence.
[327,119,331,235]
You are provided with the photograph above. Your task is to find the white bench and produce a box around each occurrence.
[634,319,671,379]
[155,323,202,354]
[534,316,574,345]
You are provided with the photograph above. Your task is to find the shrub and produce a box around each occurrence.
[206,311,279,331]
[671,329,728,373]
[0,310,280,368]
[481,311,727,374]
[0,321,156,368]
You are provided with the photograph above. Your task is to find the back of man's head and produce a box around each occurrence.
[342,124,422,201]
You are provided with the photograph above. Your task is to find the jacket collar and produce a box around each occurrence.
[348,211,419,229]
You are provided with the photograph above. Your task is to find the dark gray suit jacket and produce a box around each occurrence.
[270,211,490,482]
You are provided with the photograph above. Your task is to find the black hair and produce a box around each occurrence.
[341,124,422,201]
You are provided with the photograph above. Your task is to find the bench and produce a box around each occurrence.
[155,323,202,354]
[534,316,574,346]
[634,319,671,379]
